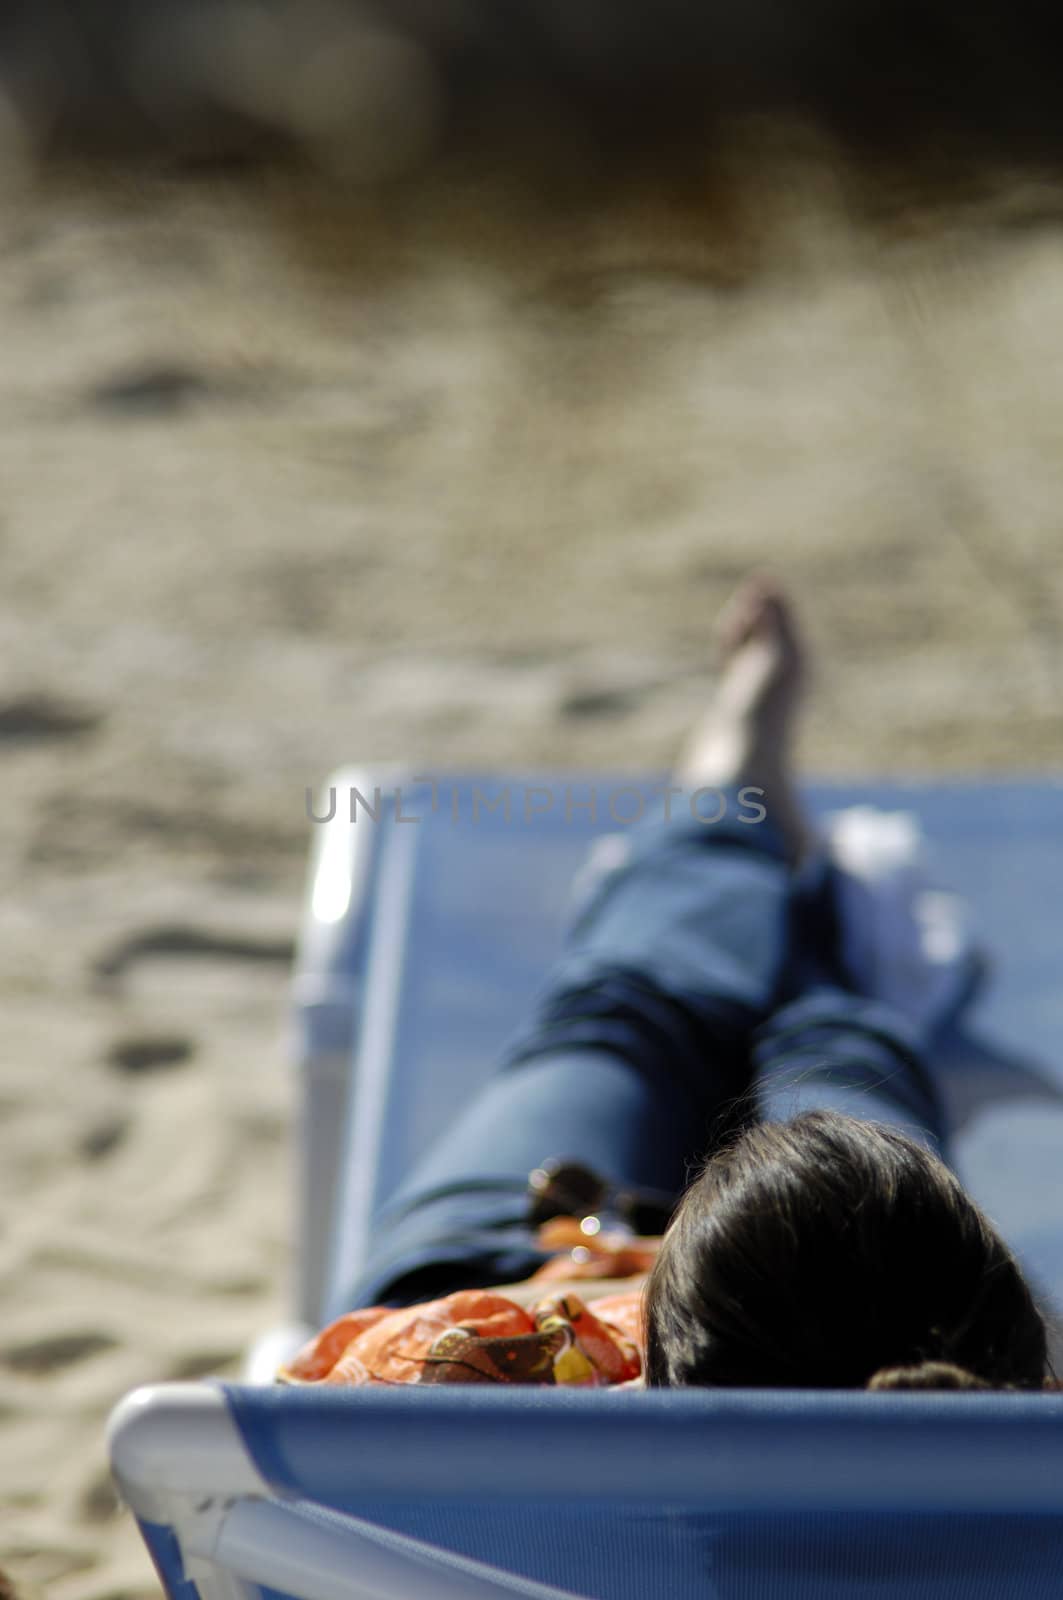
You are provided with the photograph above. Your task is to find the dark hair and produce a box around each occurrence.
[644,1111,1049,1391]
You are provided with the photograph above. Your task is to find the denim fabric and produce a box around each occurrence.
[341,796,946,1312]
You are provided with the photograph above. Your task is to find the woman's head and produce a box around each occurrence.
[644,1111,1049,1390]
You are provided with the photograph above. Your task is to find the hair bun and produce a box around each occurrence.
[868,1360,992,1392]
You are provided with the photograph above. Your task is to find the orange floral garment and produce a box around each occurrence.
[279,1221,655,1389]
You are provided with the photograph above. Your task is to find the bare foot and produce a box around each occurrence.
[675,576,808,859]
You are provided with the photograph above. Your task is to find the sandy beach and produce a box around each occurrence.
[0,147,1061,1598]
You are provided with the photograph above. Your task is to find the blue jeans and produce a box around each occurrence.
[344,797,946,1310]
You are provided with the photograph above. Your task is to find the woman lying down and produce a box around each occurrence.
[282,580,1054,1393]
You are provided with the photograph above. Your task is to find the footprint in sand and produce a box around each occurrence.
[167,1347,242,1381]
[77,1113,131,1161]
[559,684,648,720]
[92,923,294,988]
[77,1471,121,1525]
[85,363,213,417]
[106,1035,195,1075]
[0,695,102,743]
[0,1331,117,1376]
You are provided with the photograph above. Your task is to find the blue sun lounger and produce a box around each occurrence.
[109,771,1063,1600]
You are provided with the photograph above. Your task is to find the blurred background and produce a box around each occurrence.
[1,4,1062,1597]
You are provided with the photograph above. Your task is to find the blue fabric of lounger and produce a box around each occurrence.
[220,1383,1063,1600]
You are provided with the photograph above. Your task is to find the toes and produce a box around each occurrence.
[765,592,804,672]
[718,575,790,658]
[744,579,802,669]
[750,592,789,648]
[717,577,772,656]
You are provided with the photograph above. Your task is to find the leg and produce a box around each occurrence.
[337,581,807,1311]
[681,585,947,1154]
